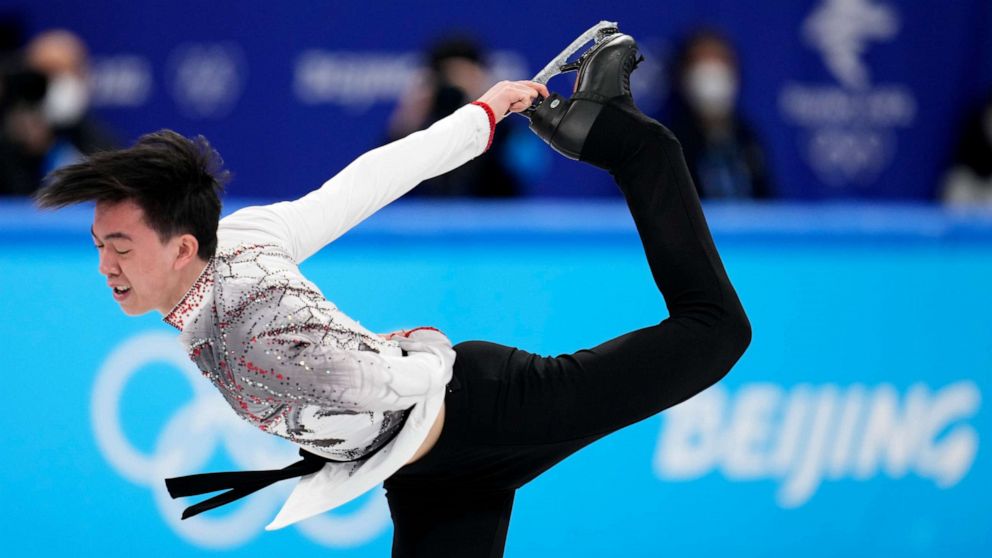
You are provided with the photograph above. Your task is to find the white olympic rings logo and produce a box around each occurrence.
[90,331,390,549]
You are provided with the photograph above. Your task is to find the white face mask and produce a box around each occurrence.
[684,61,738,118]
[43,73,90,127]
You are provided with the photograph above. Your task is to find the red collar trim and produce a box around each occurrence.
[163,259,215,331]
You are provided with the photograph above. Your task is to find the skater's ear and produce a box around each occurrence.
[172,232,201,270]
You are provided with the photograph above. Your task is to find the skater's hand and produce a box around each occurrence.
[391,327,456,376]
[476,80,550,123]
[382,326,449,344]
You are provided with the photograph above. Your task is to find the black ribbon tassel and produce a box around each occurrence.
[164,407,413,520]
[165,449,326,520]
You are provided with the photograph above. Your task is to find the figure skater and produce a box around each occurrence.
[35,27,749,558]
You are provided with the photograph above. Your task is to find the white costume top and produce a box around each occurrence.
[163,103,495,530]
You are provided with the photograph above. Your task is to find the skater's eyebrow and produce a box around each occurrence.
[90,226,132,242]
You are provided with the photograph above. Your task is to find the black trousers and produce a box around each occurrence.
[384,101,751,558]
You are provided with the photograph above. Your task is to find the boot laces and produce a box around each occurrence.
[622,52,645,95]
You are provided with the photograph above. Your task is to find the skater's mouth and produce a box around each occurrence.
[111,284,132,301]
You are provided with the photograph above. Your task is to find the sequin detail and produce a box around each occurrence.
[172,242,411,461]
[164,259,215,331]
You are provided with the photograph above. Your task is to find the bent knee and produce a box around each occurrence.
[725,304,752,361]
[705,298,751,368]
[696,311,750,400]
[682,301,751,381]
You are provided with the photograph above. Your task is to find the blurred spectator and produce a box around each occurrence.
[387,34,520,197]
[941,92,992,205]
[667,29,772,200]
[1,29,117,195]
[0,14,23,55]
[0,62,47,195]
[0,15,40,195]
[26,30,118,164]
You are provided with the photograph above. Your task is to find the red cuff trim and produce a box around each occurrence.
[403,326,442,338]
[470,101,496,152]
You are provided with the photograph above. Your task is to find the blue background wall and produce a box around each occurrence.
[2,199,990,556]
[2,0,991,554]
[2,0,991,200]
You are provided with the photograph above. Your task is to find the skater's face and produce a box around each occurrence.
[91,199,200,316]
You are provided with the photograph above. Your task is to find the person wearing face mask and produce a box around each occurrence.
[24,29,117,177]
[668,29,772,200]
[942,92,992,205]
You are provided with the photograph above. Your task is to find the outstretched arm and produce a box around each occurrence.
[219,80,548,262]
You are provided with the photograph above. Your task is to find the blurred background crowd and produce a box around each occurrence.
[2,3,990,556]
[0,25,116,194]
[0,0,989,205]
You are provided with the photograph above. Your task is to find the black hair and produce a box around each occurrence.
[673,28,739,79]
[34,129,228,259]
[426,35,483,73]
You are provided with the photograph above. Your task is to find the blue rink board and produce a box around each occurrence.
[1,201,990,557]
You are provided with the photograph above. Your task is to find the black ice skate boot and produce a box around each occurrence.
[524,22,643,161]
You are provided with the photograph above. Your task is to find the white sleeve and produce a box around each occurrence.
[218,103,493,261]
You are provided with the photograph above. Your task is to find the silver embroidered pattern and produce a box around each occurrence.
[168,243,410,461]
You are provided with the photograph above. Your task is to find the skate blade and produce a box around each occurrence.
[530,20,619,86]
[518,20,619,119]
